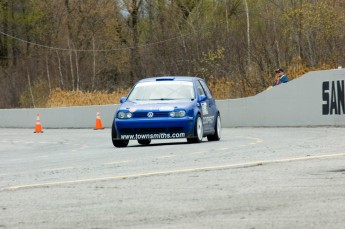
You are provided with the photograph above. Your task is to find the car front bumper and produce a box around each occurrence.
[114,116,195,140]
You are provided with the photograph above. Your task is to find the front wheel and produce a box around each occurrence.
[207,114,221,141]
[111,122,129,148]
[187,115,203,143]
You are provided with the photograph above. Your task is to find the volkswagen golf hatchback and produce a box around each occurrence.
[111,76,221,147]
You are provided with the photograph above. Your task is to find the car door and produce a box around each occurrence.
[195,80,211,131]
[199,80,218,131]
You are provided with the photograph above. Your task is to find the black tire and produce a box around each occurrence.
[138,139,151,145]
[111,122,129,148]
[207,114,221,141]
[187,115,203,143]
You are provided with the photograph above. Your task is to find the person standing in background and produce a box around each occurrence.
[273,68,289,86]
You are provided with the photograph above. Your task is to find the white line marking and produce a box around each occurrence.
[7,159,22,162]
[157,155,175,159]
[71,144,89,152]
[39,142,49,144]
[2,152,345,191]
[246,137,263,145]
[103,160,130,165]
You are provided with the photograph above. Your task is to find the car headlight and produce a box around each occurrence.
[118,111,132,119]
[169,110,186,118]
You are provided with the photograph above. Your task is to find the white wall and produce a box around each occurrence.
[0,105,118,129]
[0,68,344,128]
[218,68,345,127]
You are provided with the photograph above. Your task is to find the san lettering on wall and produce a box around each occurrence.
[322,80,345,115]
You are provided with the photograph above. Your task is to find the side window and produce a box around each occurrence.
[196,81,205,96]
[199,80,213,98]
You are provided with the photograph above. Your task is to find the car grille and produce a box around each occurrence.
[169,127,183,132]
[119,127,184,134]
[135,128,166,133]
[132,111,169,118]
[119,128,132,134]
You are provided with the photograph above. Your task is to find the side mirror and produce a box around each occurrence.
[120,97,127,104]
[198,95,207,102]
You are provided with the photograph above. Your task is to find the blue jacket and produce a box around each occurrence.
[273,75,288,86]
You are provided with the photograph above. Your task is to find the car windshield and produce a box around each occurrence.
[127,81,195,101]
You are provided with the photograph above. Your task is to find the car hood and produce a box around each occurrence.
[119,100,194,111]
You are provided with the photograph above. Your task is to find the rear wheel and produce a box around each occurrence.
[111,122,129,148]
[207,114,221,141]
[138,139,151,145]
[187,115,203,143]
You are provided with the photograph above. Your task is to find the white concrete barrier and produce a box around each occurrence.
[0,105,118,129]
[218,68,345,127]
[0,68,344,128]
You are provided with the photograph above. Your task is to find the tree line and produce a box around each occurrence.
[0,0,344,108]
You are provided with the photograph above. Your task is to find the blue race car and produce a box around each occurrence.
[111,76,221,147]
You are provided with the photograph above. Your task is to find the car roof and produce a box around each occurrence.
[138,76,203,83]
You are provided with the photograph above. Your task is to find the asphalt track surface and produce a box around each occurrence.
[1,127,345,229]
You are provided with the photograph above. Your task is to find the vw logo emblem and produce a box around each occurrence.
[147,112,154,118]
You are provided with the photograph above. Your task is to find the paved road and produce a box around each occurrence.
[0,128,345,228]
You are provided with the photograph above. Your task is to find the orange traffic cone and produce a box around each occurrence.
[94,111,104,130]
[34,113,43,133]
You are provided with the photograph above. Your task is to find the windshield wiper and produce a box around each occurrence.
[132,99,149,101]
